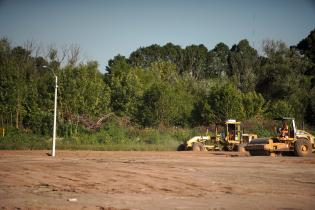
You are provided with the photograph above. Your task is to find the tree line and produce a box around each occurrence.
[1,28,315,136]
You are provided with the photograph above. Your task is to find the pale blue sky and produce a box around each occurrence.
[0,0,315,71]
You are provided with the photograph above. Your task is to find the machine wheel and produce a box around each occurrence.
[177,143,186,151]
[192,142,205,152]
[294,139,312,157]
[226,143,235,151]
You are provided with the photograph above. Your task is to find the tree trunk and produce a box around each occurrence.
[15,106,19,129]
[10,112,13,127]
[15,95,21,129]
[0,113,3,127]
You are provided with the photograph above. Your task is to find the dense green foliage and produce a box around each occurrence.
[1,29,315,149]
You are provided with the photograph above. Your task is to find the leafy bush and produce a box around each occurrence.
[253,124,274,138]
[242,92,266,119]
[0,127,50,149]
[266,100,294,119]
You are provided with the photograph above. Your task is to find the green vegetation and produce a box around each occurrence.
[1,29,315,150]
[0,122,198,151]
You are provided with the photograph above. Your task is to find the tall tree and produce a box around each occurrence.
[183,44,208,78]
[135,61,194,127]
[207,42,230,78]
[192,84,245,124]
[161,43,184,72]
[60,61,110,118]
[257,40,312,121]
[229,39,259,92]
[105,55,142,116]
[129,44,163,68]
[296,28,315,63]
[296,28,315,87]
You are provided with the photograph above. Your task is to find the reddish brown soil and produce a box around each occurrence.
[0,150,315,210]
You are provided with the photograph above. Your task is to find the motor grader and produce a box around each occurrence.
[245,117,315,157]
[177,119,257,151]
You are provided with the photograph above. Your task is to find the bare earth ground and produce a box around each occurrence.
[0,150,315,210]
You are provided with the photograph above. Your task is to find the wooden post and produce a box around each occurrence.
[0,128,4,137]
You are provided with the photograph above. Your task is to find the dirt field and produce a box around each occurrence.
[0,150,315,210]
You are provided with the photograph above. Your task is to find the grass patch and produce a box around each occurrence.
[57,143,178,151]
[0,127,50,150]
[0,123,193,151]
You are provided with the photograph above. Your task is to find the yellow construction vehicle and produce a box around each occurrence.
[245,117,315,157]
[178,119,257,151]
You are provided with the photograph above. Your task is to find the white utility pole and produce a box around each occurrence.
[43,66,58,157]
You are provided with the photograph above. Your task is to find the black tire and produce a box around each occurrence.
[226,143,235,151]
[177,143,186,151]
[294,138,312,157]
[192,142,205,152]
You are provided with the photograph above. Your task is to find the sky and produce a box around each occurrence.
[0,0,315,72]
